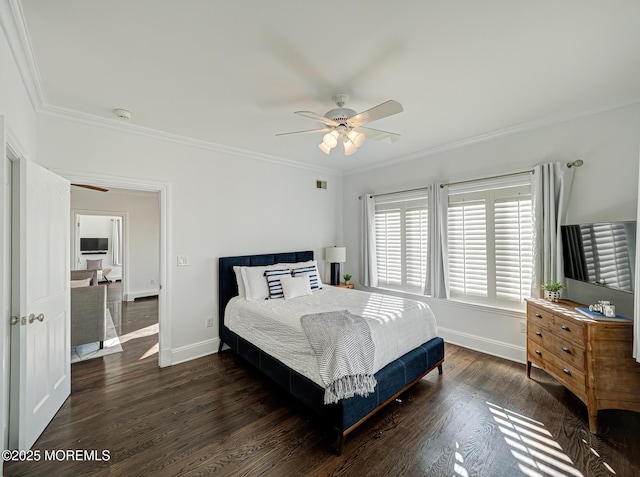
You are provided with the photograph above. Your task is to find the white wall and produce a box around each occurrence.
[34,114,343,362]
[343,103,640,362]
[71,189,161,300]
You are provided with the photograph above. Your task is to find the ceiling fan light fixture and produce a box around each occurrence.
[343,140,357,156]
[348,130,365,148]
[323,131,338,148]
[318,142,331,155]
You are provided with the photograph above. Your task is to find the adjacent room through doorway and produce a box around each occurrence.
[70,186,161,367]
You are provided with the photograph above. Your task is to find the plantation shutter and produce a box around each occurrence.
[494,191,533,302]
[448,197,487,297]
[375,208,402,286]
[406,207,428,288]
[447,180,533,309]
[374,191,429,293]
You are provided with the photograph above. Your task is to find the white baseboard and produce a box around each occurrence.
[170,338,220,366]
[124,288,159,301]
[438,327,526,364]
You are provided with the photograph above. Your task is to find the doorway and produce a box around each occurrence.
[63,172,170,368]
[69,185,162,366]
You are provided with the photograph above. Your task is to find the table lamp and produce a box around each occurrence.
[325,246,346,286]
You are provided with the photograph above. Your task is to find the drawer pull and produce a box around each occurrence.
[535,349,542,356]
[535,331,542,337]
[562,346,571,354]
[561,325,570,332]
[563,368,572,376]
[535,313,542,318]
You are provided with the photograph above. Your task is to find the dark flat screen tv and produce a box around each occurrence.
[561,221,636,293]
[80,237,109,252]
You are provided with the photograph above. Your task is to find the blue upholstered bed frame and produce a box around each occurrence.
[218,250,444,453]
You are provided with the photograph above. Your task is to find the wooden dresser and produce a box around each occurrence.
[526,298,640,433]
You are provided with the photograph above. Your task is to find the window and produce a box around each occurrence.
[447,183,532,309]
[374,193,428,294]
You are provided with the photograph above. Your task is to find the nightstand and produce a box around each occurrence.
[333,283,354,289]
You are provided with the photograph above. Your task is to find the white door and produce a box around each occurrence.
[9,158,70,449]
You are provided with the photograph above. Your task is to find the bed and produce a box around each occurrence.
[218,250,444,453]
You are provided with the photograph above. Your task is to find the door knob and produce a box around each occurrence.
[28,313,45,323]
[11,316,20,325]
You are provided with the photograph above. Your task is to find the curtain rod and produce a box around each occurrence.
[440,160,584,188]
[440,169,534,188]
[358,185,431,200]
[360,160,583,197]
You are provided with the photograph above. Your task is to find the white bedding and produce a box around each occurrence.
[225,286,438,387]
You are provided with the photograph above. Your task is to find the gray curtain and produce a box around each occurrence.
[425,183,449,298]
[531,162,575,297]
[360,194,378,287]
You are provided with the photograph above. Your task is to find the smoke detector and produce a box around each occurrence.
[113,108,132,120]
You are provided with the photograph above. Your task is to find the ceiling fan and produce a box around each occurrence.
[276,94,403,155]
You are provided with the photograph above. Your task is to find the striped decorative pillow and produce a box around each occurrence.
[291,263,322,291]
[264,268,292,299]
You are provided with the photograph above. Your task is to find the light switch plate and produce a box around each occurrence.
[177,255,189,266]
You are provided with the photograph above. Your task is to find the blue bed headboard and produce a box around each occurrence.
[218,250,314,336]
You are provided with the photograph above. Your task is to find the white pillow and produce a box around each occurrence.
[233,266,246,298]
[70,278,91,288]
[280,274,312,300]
[241,264,282,301]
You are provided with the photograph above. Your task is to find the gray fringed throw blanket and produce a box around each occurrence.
[300,310,377,404]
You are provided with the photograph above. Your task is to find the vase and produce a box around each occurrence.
[544,290,560,302]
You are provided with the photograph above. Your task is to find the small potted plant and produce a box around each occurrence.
[541,281,565,302]
[343,273,352,285]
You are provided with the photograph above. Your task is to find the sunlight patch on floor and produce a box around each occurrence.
[140,342,159,360]
[118,323,159,344]
[487,401,616,476]
[453,441,469,477]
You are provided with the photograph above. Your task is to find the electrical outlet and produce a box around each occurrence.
[177,255,189,267]
[206,317,214,328]
[519,320,526,333]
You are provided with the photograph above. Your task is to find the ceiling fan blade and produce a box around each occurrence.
[294,111,340,127]
[72,184,109,192]
[348,100,403,127]
[276,127,331,137]
[356,126,401,143]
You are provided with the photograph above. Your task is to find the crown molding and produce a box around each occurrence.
[39,104,341,176]
[0,0,47,110]
[345,97,640,176]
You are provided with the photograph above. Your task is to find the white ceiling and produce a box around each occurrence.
[17,0,640,173]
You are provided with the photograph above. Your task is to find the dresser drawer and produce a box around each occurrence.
[527,323,585,371]
[528,343,586,400]
[551,314,585,347]
[527,305,554,329]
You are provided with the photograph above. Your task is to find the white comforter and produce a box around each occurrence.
[225,286,438,387]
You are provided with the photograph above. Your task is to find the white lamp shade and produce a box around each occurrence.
[325,246,346,263]
[323,131,338,148]
[343,140,357,156]
[318,142,331,154]
[348,130,365,147]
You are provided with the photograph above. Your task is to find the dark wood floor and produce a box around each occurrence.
[4,285,640,476]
